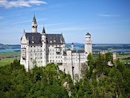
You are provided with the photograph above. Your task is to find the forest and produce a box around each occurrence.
[0,53,130,98]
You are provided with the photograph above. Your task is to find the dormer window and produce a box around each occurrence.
[60,39,62,43]
[32,36,34,40]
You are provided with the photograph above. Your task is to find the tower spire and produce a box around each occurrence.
[32,14,38,33]
[33,14,37,24]
[42,25,46,33]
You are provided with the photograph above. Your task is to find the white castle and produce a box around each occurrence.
[20,15,92,79]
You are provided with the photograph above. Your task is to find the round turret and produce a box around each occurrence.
[41,25,47,66]
[63,43,65,51]
[71,42,74,50]
[86,32,91,41]
[85,32,92,54]
[86,32,91,37]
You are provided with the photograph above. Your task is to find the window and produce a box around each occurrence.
[32,41,34,43]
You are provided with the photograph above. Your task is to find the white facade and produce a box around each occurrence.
[20,15,92,78]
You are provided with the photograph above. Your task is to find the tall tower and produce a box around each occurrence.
[85,32,92,55]
[71,43,74,50]
[41,26,47,66]
[32,14,37,33]
[113,52,116,61]
[63,43,65,51]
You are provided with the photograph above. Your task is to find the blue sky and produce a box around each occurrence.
[0,0,130,44]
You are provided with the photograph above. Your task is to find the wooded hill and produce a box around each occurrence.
[0,52,130,98]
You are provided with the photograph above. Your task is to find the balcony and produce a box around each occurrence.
[56,48,60,53]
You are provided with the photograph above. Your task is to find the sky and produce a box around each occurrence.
[0,0,130,44]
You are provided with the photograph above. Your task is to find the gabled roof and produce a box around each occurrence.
[25,33,42,45]
[24,33,65,45]
[77,50,84,53]
[46,34,65,44]
[72,50,76,53]
[72,50,84,53]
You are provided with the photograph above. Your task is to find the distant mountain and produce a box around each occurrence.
[0,43,4,49]
[0,43,130,51]
[0,43,3,45]
[0,44,20,49]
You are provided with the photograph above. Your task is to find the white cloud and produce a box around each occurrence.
[99,14,120,17]
[0,0,47,8]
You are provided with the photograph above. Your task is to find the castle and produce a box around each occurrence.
[20,15,92,79]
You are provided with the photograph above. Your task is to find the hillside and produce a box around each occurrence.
[0,53,130,98]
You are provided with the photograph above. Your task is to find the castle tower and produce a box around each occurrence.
[113,52,116,61]
[32,14,38,33]
[85,32,92,55]
[63,43,65,51]
[41,26,46,66]
[100,50,105,54]
[71,43,74,50]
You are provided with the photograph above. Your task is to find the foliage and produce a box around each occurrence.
[0,52,130,98]
[0,61,69,98]
[71,52,130,98]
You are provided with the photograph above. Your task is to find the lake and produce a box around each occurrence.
[0,48,130,53]
[0,48,21,53]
